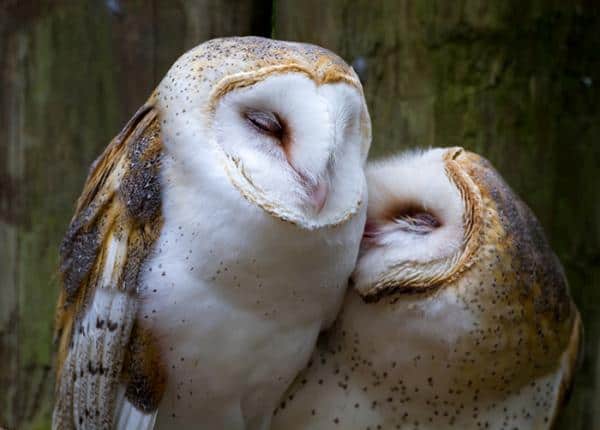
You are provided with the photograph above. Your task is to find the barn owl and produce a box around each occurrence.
[52,36,371,430]
[271,147,581,430]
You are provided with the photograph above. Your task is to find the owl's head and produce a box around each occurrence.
[353,147,574,308]
[353,148,468,295]
[156,37,371,230]
[351,147,578,395]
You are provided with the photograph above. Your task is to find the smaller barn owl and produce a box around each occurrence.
[271,147,582,430]
[52,37,371,430]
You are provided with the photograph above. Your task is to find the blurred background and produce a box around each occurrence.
[1,1,598,428]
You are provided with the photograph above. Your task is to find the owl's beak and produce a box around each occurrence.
[308,180,329,213]
[290,161,329,214]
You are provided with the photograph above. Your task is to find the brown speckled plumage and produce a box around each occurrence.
[122,324,167,414]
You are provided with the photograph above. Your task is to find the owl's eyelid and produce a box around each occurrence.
[244,110,284,139]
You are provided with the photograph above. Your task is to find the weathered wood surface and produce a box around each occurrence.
[1,1,598,428]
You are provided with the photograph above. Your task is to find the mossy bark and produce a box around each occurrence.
[274,1,600,429]
[0,1,271,428]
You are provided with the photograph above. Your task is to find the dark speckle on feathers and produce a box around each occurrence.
[107,320,119,332]
[120,120,162,224]
[58,104,162,304]
[469,155,571,325]
[60,223,100,301]
[123,324,167,413]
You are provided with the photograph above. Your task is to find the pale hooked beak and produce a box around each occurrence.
[308,180,329,213]
[290,159,330,214]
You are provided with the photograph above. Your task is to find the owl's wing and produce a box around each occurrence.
[53,101,163,430]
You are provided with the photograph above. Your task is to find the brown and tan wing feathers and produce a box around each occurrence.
[53,102,163,430]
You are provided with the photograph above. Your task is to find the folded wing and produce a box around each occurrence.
[53,101,163,430]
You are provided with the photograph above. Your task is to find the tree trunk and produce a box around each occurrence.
[0,1,271,428]
[274,2,599,429]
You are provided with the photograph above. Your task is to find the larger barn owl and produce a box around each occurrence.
[271,147,581,430]
[52,37,371,430]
